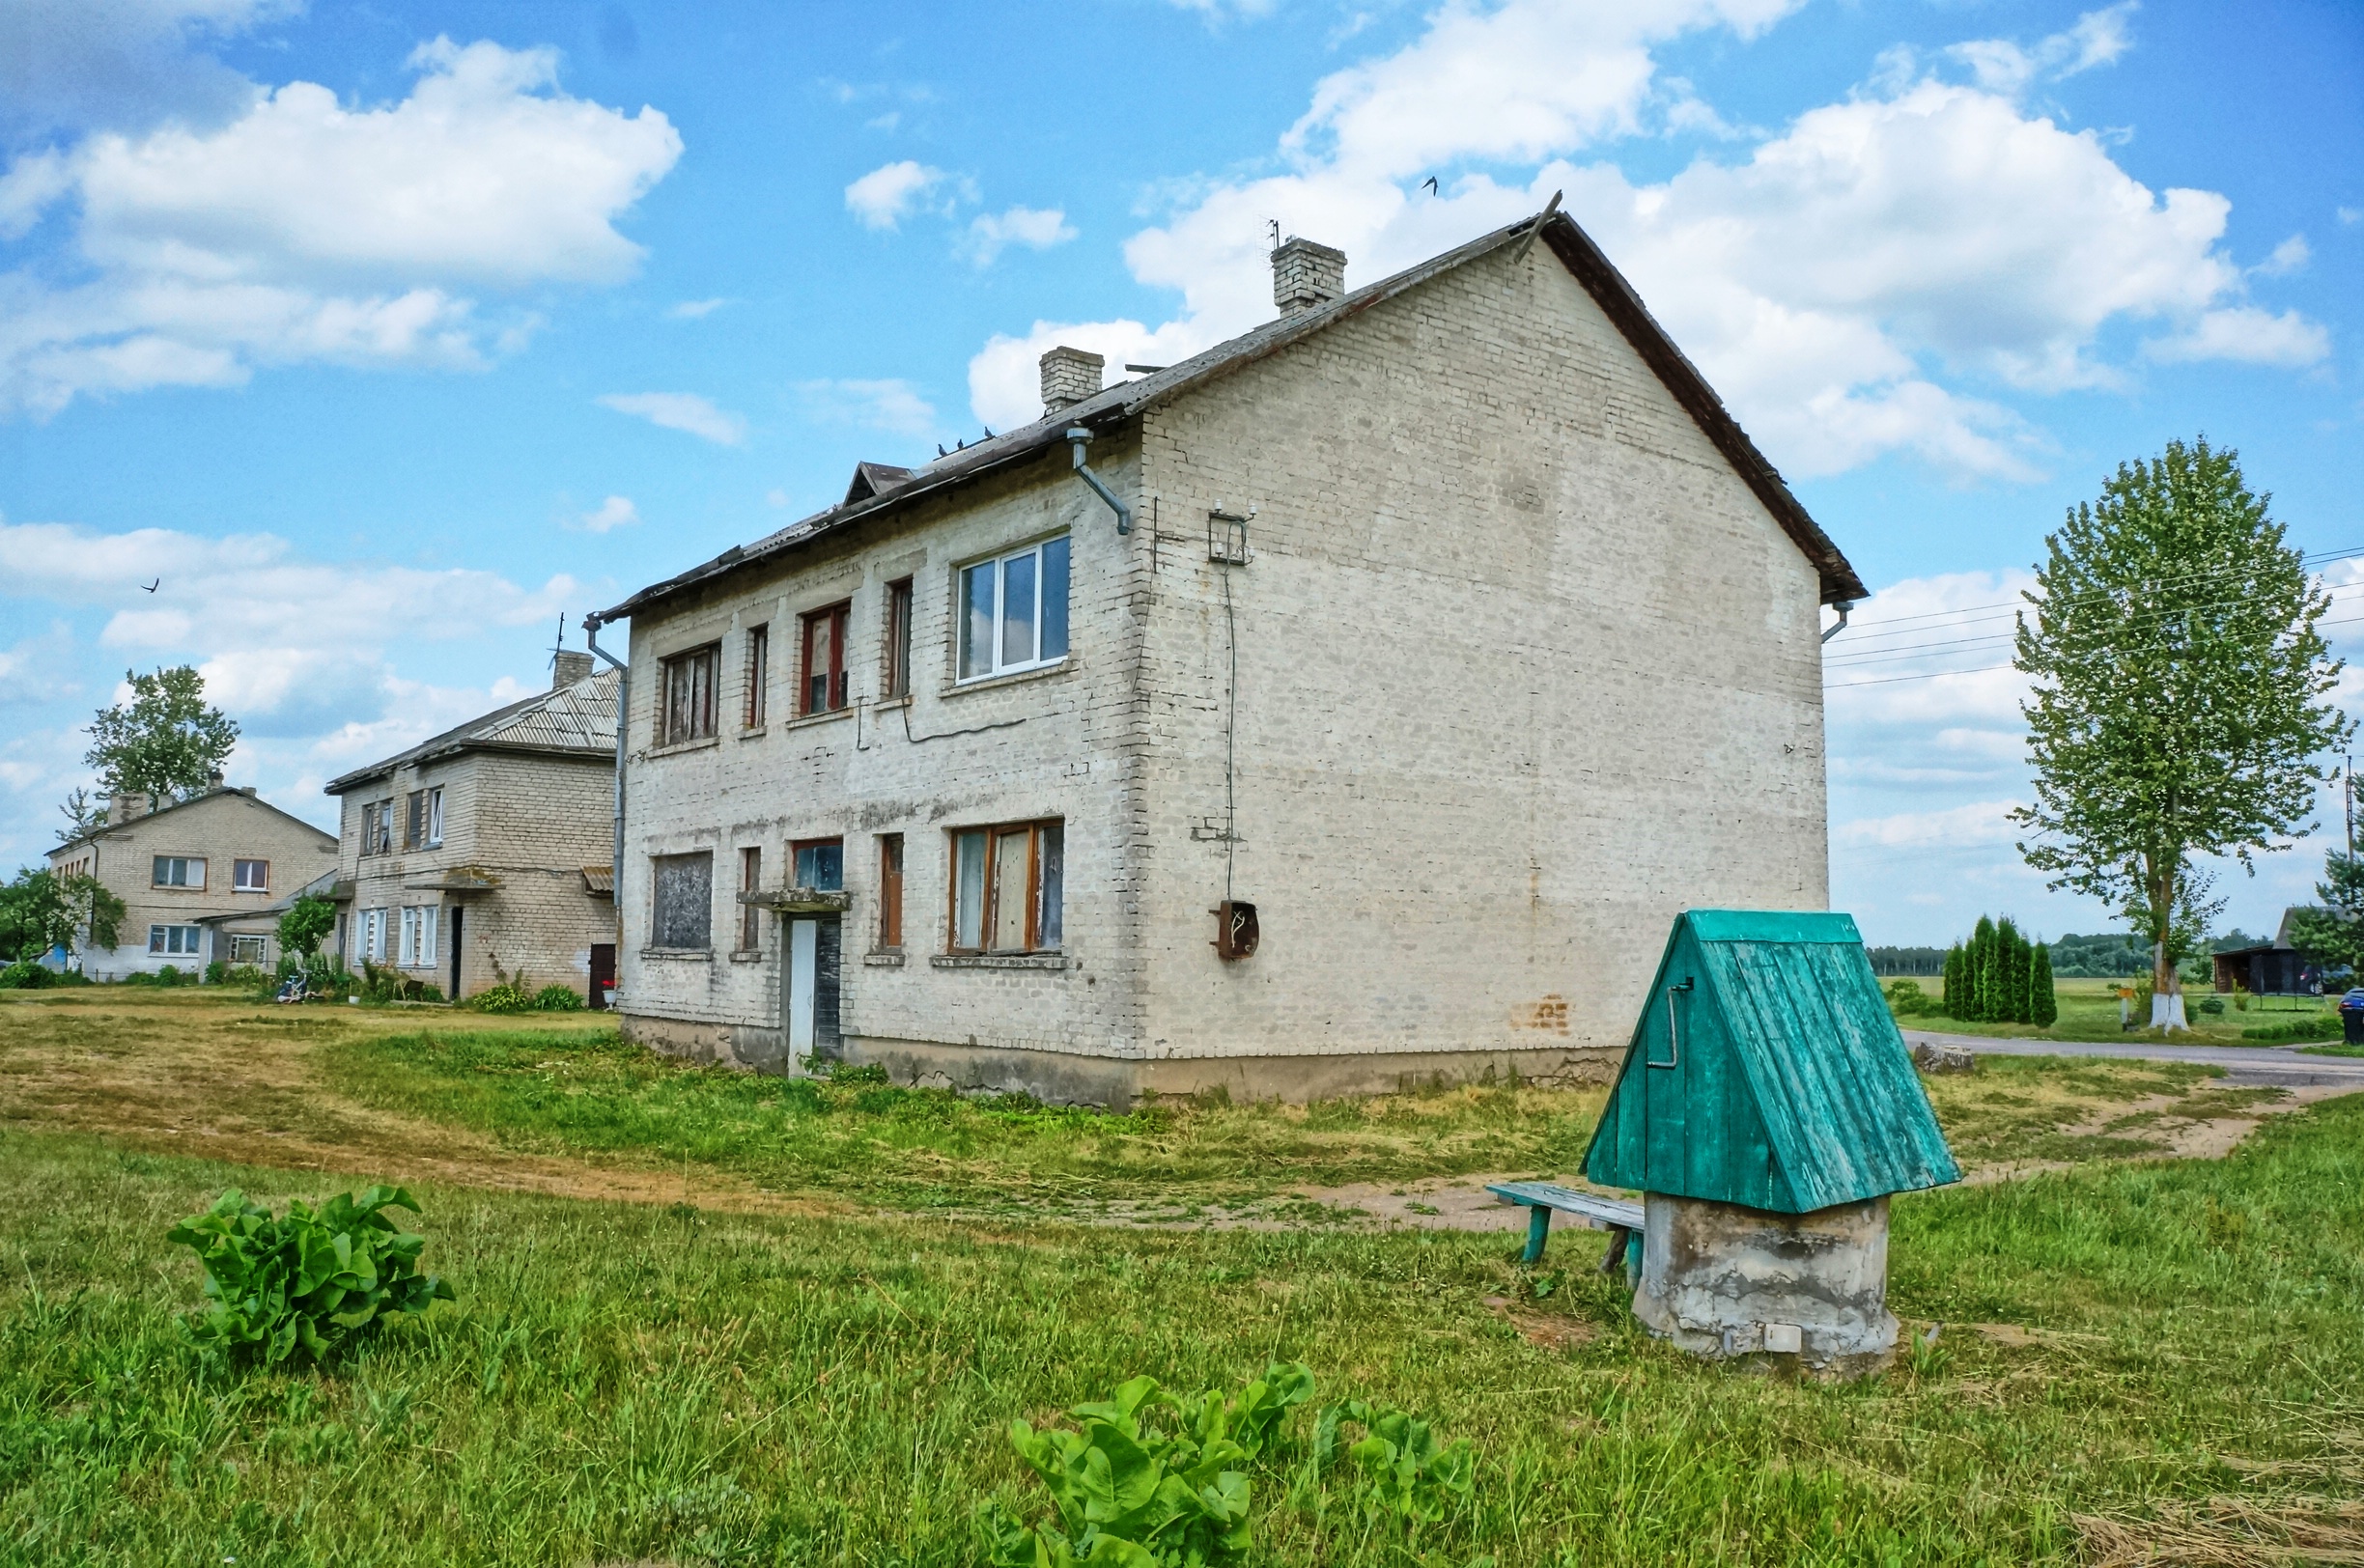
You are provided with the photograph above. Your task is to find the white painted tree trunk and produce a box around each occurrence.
[2151,992,2188,1029]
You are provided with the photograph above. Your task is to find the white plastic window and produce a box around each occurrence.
[958,537,1069,682]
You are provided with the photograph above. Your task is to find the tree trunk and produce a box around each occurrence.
[2150,856,2186,1030]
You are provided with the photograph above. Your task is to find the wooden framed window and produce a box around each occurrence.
[883,578,914,699]
[958,536,1069,682]
[153,855,206,888]
[738,846,764,951]
[877,834,904,949]
[745,624,770,728]
[234,858,269,892]
[405,789,427,849]
[800,602,851,715]
[661,643,721,744]
[946,820,1062,954]
[791,837,844,891]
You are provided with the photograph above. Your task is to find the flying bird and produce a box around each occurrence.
[141,578,159,593]
[1421,177,1438,195]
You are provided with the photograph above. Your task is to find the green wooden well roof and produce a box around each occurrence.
[1580,910,1961,1213]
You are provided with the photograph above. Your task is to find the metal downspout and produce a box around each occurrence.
[582,615,630,972]
[1066,427,1132,534]
[1820,601,1855,643]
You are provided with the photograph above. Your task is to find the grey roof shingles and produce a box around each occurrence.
[592,210,1865,628]
[324,667,619,796]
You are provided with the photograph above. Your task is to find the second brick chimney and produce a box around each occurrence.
[1039,346,1104,414]
[553,650,595,689]
[1272,237,1346,314]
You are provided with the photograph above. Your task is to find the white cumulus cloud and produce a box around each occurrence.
[597,391,746,445]
[0,37,682,415]
[577,494,639,533]
[961,206,1077,266]
[798,378,938,437]
[845,159,957,231]
[968,0,2324,482]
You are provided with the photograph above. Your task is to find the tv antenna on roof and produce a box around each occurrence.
[549,612,566,669]
[1268,218,1280,248]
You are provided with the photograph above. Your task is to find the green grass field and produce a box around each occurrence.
[1,994,2360,1565]
[1884,974,2342,1045]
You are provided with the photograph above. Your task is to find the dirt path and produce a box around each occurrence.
[0,993,834,1217]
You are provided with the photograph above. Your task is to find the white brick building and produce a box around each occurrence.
[591,211,1865,1105]
[47,781,338,978]
[324,657,621,1003]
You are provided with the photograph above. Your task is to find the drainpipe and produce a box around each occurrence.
[1066,427,1132,534]
[582,614,629,970]
[1820,600,1856,643]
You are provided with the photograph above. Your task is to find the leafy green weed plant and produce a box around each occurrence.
[165,1185,455,1364]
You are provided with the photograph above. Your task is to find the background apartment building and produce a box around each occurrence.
[325,656,621,1003]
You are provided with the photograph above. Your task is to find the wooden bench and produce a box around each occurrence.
[1486,1181,1645,1269]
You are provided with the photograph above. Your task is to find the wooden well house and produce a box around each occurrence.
[1581,910,1961,1376]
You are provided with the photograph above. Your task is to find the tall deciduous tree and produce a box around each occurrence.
[2012,438,2348,1027]
[84,666,239,812]
[2286,851,2364,979]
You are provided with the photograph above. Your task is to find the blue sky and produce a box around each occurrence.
[1,0,2358,947]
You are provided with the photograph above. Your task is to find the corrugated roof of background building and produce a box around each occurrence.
[326,667,618,795]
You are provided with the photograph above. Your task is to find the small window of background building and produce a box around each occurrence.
[153,856,205,888]
[234,859,268,891]
[148,924,202,956]
[229,935,267,966]
[426,786,443,848]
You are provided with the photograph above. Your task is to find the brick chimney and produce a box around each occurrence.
[1272,238,1346,314]
[111,790,146,824]
[206,769,224,792]
[1039,346,1104,414]
[553,650,595,689]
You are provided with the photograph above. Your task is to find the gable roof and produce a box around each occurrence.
[324,667,619,795]
[1581,910,1961,1214]
[47,784,335,859]
[593,209,1864,627]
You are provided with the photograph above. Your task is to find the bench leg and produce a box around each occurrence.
[1522,1205,1552,1265]
[1598,1224,1631,1276]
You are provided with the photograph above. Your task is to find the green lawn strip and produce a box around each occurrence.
[2300,1041,2364,1057]
[1,1098,2360,1565]
[1884,976,2340,1045]
[318,1026,1603,1209]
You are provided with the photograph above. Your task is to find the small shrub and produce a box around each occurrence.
[979,1364,1312,1568]
[204,960,226,985]
[531,984,582,1012]
[1317,1400,1478,1531]
[470,983,534,1015]
[2242,1014,2341,1043]
[1883,978,1939,1018]
[165,1186,456,1364]
[0,959,51,990]
[2197,994,2226,1016]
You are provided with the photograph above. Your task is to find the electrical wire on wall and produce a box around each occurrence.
[1221,555,1239,906]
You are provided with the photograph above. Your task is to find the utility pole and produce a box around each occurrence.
[2347,753,2355,857]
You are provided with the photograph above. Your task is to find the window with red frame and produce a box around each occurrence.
[800,602,850,715]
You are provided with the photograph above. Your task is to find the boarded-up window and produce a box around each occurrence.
[651,852,714,949]
[661,644,720,744]
[877,833,904,949]
[946,820,1062,954]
